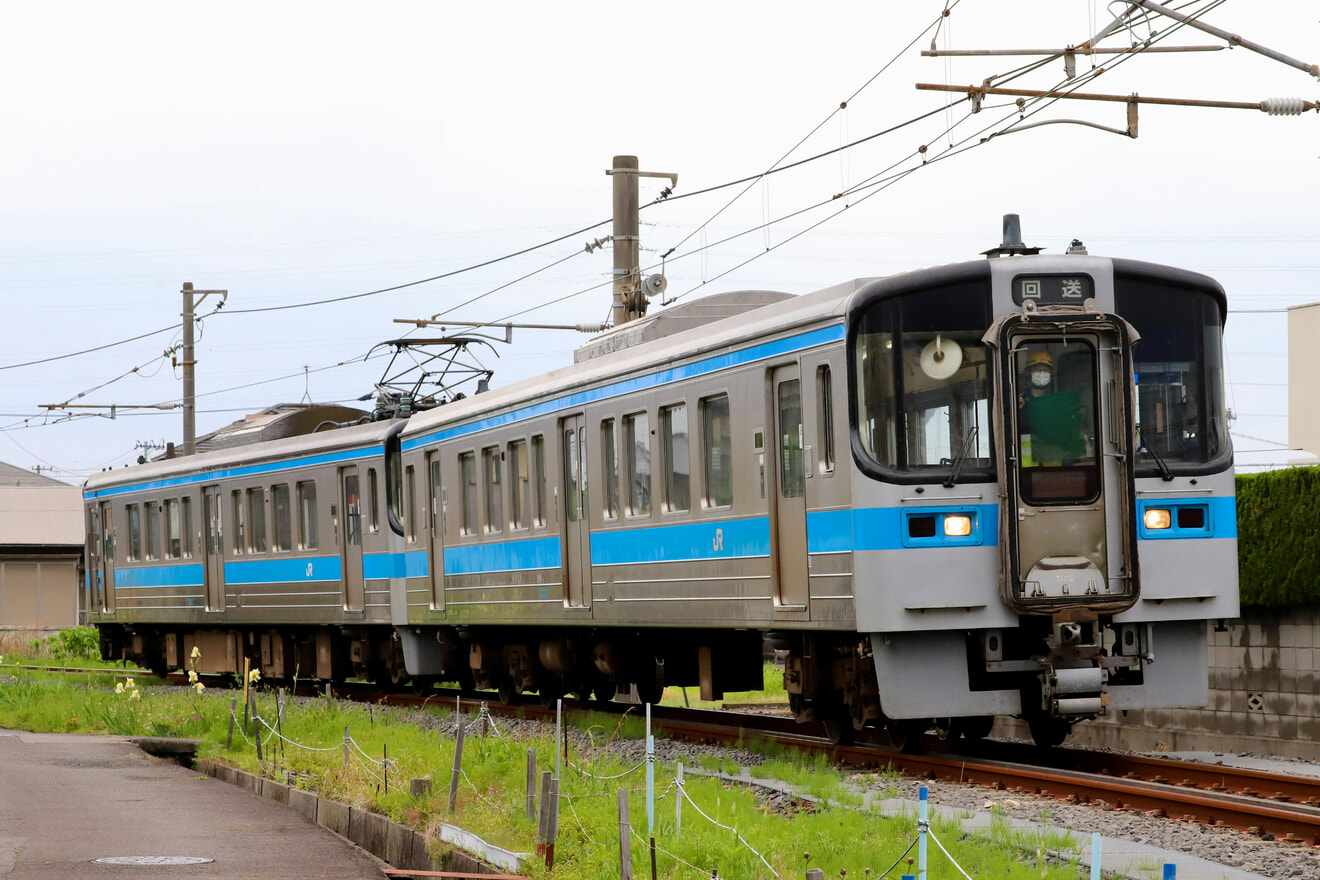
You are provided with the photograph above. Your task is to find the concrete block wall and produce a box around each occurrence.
[1004,608,1320,758]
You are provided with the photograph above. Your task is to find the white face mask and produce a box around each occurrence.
[1030,369,1051,388]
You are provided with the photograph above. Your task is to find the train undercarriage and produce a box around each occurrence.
[100,616,1137,750]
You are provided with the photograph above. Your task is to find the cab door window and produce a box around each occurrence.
[1014,339,1100,505]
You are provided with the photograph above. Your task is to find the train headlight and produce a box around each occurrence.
[1143,508,1172,530]
[943,514,973,537]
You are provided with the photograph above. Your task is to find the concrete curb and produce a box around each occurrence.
[197,758,519,875]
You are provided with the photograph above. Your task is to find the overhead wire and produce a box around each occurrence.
[659,0,967,259]
[219,218,612,316]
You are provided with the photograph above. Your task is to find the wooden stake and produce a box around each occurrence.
[226,697,236,750]
[535,770,552,855]
[617,789,632,880]
[526,748,537,821]
[447,718,467,813]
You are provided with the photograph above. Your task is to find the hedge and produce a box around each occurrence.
[1236,468,1320,609]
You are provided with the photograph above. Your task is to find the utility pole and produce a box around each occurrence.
[181,282,227,456]
[606,156,677,328]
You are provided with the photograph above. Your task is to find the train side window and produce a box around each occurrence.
[231,490,246,555]
[816,366,835,475]
[531,435,547,528]
[701,395,733,508]
[459,452,478,535]
[272,483,292,552]
[483,447,503,534]
[367,468,380,534]
[405,465,418,543]
[145,502,162,560]
[181,497,194,558]
[247,488,267,554]
[164,499,181,559]
[624,413,651,516]
[297,482,318,550]
[126,504,141,561]
[601,419,620,521]
[509,439,530,530]
[662,404,690,513]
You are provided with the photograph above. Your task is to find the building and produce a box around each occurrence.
[0,463,84,630]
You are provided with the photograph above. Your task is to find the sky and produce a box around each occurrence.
[1,1,1315,482]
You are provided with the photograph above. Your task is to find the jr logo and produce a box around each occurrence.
[306,562,314,578]
[713,528,724,552]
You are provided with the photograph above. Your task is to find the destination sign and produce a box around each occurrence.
[1011,274,1095,305]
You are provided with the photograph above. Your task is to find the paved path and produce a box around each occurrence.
[0,729,384,879]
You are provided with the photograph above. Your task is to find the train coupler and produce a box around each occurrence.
[1039,662,1109,717]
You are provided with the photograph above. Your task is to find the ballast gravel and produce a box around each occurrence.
[407,708,1320,879]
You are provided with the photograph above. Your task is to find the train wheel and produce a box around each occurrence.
[955,715,996,741]
[411,676,436,696]
[886,719,926,754]
[1026,715,1072,748]
[497,676,519,706]
[823,705,856,746]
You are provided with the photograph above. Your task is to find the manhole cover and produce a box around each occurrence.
[92,856,214,866]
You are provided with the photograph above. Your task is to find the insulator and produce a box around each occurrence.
[575,322,609,333]
[1260,97,1306,116]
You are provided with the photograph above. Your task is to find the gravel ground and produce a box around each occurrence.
[407,707,1320,879]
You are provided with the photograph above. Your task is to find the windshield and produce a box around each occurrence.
[1115,275,1228,472]
[852,282,994,481]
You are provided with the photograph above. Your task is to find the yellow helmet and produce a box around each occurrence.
[1026,351,1053,370]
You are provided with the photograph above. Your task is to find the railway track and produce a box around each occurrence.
[155,672,1320,846]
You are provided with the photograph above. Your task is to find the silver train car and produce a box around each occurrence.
[85,231,1237,747]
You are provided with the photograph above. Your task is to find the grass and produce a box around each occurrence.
[0,658,1090,880]
[658,662,788,709]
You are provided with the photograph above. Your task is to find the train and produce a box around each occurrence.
[84,219,1239,748]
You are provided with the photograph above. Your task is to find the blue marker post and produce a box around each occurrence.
[918,786,928,880]
[646,702,655,837]
[1163,864,1176,880]
[1090,832,1102,880]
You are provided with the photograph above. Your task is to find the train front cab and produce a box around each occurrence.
[847,254,1237,747]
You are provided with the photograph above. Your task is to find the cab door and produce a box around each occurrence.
[1000,320,1138,612]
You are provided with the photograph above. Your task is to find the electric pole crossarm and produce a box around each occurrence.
[1127,0,1320,80]
[922,45,1224,57]
[916,83,1317,114]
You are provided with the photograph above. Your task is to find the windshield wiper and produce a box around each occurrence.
[1136,425,1174,482]
[944,426,979,489]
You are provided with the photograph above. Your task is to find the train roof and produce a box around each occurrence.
[400,278,873,445]
[83,417,402,496]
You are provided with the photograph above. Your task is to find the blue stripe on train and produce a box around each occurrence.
[402,324,845,451]
[590,517,771,565]
[224,555,343,585]
[361,550,428,580]
[444,537,560,575]
[1136,495,1236,540]
[850,504,1000,551]
[112,563,205,588]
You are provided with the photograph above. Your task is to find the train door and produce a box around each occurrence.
[427,452,445,611]
[1001,325,1137,610]
[561,415,590,608]
[339,466,365,612]
[98,500,116,612]
[771,364,809,608]
[202,485,225,612]
[87,506,103,613]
